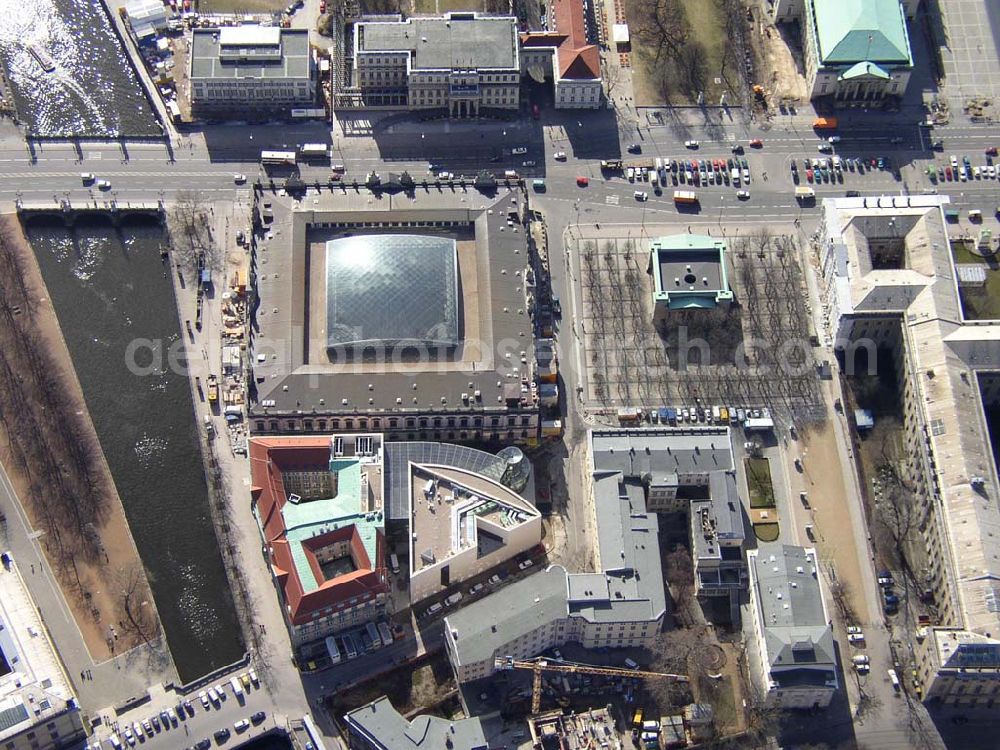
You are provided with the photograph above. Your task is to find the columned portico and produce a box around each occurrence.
[449,99,480,118]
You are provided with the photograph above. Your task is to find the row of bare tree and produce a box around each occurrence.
[0,219,158,647]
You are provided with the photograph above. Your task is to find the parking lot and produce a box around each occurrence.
[91,671,274,750]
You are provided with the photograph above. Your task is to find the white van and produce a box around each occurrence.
[389,553,400,574]
[888,668,900,690]
[624,658,639,669]
[230,676,244,699]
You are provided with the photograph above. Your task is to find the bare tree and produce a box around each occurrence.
[116,564,160,647]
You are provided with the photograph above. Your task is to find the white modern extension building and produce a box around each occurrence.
[0,558,86,750]
[820,194,1000,704]
[189,27,316,117]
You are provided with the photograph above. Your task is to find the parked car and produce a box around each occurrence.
[827,135,841,143]
[518,559,534,570]
[214,728,230,742]
[553,151,567,160]
[511,146,528,155]
[877,570,894,586]
[251,711,266,724]
[234,719,250,733]
[488,574,501,585]
[627,143,642,154]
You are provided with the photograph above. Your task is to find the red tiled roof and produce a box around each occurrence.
[249,437,387,627]
[560,45,600,80]
[523,0,601,80]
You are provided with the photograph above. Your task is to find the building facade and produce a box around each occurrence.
[519,0,603,109]
[189,27,315,116]
[350,14,520,116]
[249,434,389,649]
[0,560,86,750]
[772,0,912,103]
[248,189,541,445]
[817,194,1000,701]
[747,544,838,709]
[916,628,1000,706]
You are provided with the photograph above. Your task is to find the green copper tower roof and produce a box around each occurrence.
[809,0,912,66]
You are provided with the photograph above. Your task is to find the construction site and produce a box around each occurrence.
[576,226,824,428]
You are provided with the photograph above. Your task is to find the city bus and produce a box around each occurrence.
[260,150,297,165]
[299,143,329,160]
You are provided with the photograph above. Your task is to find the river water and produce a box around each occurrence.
[28,217,242,681]
[0,0,159,137]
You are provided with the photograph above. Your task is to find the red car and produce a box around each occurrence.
[987,146,998,156]
[805,168,814,182]
[692,159,699,170]
[713,159,721,170]
[945,165,952,180]
[749,138,763,148]
[576,176,589,187]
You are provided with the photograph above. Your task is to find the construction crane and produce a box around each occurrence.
[494,656,688,714]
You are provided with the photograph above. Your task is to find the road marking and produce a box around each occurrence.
[605,195,619,205]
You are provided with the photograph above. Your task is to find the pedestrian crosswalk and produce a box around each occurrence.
[605,195,619,205]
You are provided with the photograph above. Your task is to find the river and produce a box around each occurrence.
[27,216,242,681]
[0,0,159,137]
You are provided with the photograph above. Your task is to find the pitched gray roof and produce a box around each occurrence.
[345,696,488,749]
[590,427,734,486]
[444,566,569,666]
[752,544,836,680]
[570,475,665,624]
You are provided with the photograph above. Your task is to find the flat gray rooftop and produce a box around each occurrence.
[444,566,569,666]
[345,696,488,749]
[658,249,723,294]
[590,427,734,486]
[357,15,518,70]
[190,27,311,80]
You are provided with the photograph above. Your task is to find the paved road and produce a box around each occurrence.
[1,96,998,750]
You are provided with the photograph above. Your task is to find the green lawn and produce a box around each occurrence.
[745,457,775,508]
[952,239,1000,320]
[753,522,780,542]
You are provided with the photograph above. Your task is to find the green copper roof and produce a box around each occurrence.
[809,0,912,66]
[839,61,891,80]
[282,458,383,593]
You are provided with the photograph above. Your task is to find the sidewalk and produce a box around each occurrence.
[0,461,177,714]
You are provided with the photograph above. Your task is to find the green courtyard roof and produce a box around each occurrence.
[281,457,382,593]
[810,0,912,66]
